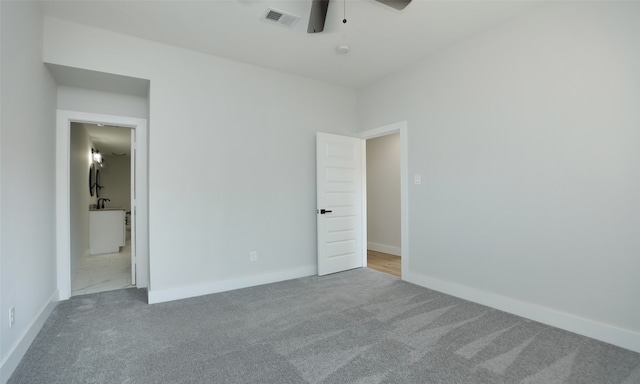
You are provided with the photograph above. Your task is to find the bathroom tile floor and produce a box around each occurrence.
[72,230,134,296]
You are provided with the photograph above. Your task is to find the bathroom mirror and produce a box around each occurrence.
[89,163,96,196]
[96,169,102,197]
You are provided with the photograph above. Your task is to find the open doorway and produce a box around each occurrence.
[70,122,135,295]
[358,121,408,279]
[56,110,149,301]
[315,122,408,279]
[365,133,401,277]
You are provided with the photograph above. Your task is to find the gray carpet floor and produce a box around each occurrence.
[8,268,640,384]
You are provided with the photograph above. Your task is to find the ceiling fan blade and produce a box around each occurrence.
[374,0,412,11]
[308,0,330,33]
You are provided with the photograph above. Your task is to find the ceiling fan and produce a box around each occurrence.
[308,0,412,33]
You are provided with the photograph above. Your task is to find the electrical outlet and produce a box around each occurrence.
[9,307,15,328]
[250,251,258,262]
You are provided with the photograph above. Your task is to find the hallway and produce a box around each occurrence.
[367,249,401,277]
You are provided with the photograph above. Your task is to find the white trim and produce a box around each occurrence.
[359,122,406,140]
[55,111,71,300]
[148,266,316,304]
[0,290,58,384]
[358,121,409,279]
[367,242,401,257]
[130,128,137,286]
[404,271,640,353]
[56,110,149,301]
[361,142,368,267]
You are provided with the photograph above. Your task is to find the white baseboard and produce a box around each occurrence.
[1,290,59,384]
[367,242,401,256]
[404,271,640,353]
[148,266,317,304]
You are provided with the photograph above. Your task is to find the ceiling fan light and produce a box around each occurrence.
[336,45,350,54]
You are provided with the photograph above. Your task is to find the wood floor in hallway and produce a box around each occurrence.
[367,250,401,277]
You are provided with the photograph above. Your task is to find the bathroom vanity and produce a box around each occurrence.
[89,209,126,255]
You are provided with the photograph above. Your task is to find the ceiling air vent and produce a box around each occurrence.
[263,8,299,28]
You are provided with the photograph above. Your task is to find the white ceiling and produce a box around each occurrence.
[39,0,543,88]
[83,123,132,157]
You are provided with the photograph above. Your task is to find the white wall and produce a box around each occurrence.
[43,17,357,301]
[69,123,95,277]
[366,133,401,255]
[0,2,58,382]
[100,154,131,211]
[0,2,3,378]
[58,86,147,119]
[357,2,640,351]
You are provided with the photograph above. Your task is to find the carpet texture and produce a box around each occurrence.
[8,268,640,383]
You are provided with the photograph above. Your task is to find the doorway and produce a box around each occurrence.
[360,121,409,278]
[365,132,401,277]
[70,122,135,295]
[315,121,408,278]
[56,110,149,301]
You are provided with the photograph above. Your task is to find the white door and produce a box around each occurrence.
[130,129,136,285]
[316,132,363,276]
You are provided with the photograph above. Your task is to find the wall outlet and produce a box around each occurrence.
[249,251,258,262]
[9,307,15,328]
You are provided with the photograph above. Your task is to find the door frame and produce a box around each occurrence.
[56,110,149,301]
[358,121,409,278]
[130,128,136,285]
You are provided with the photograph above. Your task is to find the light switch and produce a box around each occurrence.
[414,174,421,185]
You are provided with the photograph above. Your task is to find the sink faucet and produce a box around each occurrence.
[97,198,110,209]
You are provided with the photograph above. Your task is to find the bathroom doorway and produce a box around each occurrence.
[69,122,135,295]
[56,110,149,301]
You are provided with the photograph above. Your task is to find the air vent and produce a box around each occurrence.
[263,8,299,28]
[266,10,282,22]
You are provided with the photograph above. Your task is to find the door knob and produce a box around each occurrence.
[320,209,333,214]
